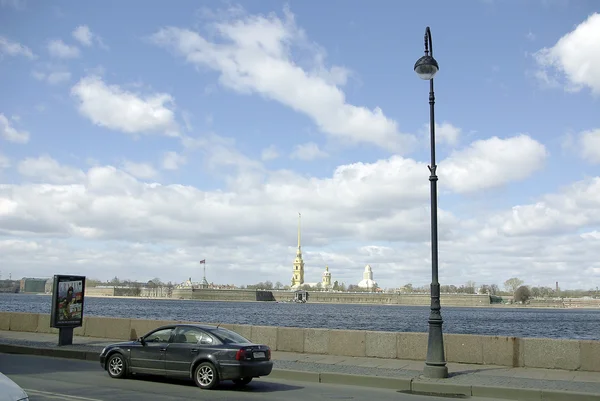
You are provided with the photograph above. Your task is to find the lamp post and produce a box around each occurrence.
[414,26,448,379]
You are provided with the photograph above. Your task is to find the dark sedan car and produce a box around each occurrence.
[99,323,273,389]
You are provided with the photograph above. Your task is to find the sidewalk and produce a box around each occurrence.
[1,330,599,400]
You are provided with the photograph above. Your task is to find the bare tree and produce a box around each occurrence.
[504,277,524,294]
[490,284,500,295]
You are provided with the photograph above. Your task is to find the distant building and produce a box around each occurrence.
[20,278,48,294]
[290,213,305,289]
[322,265,332,289]
[357,265,378,291]
[45,278,53,294]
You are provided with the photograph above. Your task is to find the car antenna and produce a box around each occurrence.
[216,322,222,328]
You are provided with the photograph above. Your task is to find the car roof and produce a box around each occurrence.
[154,323,224,331]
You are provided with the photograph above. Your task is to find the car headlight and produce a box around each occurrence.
[100,347,107,355]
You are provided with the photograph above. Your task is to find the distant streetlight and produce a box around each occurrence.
[414,26,448,379]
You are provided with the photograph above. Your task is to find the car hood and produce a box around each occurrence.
[0,373,28,400]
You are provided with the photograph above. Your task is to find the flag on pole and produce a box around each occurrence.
[199,259,206,264]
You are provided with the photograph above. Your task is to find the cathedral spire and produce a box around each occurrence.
[297,212,301,251]
[291,212,305,288]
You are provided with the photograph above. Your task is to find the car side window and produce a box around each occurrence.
[145,328,173,343]
[199,333,214,345]
[173,327,205,344]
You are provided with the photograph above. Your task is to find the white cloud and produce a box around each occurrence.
[181,111,193,131]
[578,129,600,164]
[0,152,441,284]
[47,71,71,85]
[1,150,436,245]
[0,153,10,169]
[71,75,179,136]
[71,25,108,49]
[436,123,462,146]
[440,134,548,193]
[32,70,71,85]
[290,142,328,160]
[72,25,93,46]
[0,113,30,144]
[150,6,415,153]
[483,177,600,238]
[161,151,186,170]
[2,149,599,288]
[533,13,600,94]
[421,122,461,147]
[261,145,279,161]
[581,231,600,240]
[17,156,86,184]
[121,161,158,180]
[0,35,35,59]
[47,39,80,59]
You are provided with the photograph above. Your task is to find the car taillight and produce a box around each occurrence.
[266,348,271,360]
[235,349,246,361]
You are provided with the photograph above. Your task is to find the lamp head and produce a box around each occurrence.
[414,55,439,80]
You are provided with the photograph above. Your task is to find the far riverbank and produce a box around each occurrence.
[27,292,600,310]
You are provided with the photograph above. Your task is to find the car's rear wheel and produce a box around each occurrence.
[107,353,127,379]
[194,362,219,389]
[232,377,252,386]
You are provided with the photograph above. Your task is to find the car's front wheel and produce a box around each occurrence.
[232,377,252,386]
[194,362,219,389]
[107,353,127,379]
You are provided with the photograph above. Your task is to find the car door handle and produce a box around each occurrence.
[191,348,199,353]
[159,348,167,352]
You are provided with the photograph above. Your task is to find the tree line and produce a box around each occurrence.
[86,276,599,301]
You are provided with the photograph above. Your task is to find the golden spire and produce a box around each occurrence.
[297,212,301,250]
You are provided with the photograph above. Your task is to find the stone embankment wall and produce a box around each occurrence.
[85,287,492,306]
[271,291,491,306]
[1,312,598,373]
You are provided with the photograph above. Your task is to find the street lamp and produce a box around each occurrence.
[414,26,448,379]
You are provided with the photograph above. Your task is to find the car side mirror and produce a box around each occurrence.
[138,337,146,345]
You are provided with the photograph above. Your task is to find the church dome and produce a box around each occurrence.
[358,264,377,289]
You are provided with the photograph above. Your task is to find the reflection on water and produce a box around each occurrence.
[1,293,599,340]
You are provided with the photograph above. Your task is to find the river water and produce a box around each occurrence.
[1,293,598,340]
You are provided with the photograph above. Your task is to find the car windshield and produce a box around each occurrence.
[209,327,251,344]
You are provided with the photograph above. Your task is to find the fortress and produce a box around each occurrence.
[290,213,379,291]
[83,212,494,305]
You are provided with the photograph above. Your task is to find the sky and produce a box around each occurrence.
[0,0,599,290]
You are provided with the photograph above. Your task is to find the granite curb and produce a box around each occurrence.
[1,343,599,400]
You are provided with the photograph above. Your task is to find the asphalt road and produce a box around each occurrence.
[0,353,504,401]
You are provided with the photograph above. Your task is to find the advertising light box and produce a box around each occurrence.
[50,275,86,328]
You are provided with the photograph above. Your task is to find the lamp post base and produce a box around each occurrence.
[424,283,448,379]
[423,364,448,379]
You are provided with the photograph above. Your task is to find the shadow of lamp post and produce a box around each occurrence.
[414,26,448,379]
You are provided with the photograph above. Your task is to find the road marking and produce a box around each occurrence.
[24,389,104,401]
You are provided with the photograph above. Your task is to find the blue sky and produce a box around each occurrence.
[1,0,599,290]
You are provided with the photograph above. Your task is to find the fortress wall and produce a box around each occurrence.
[191,289,264,302]
[272,291,491,306]
[85,287,116,297]
[83,287,491,307]
[3,311,599,372]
